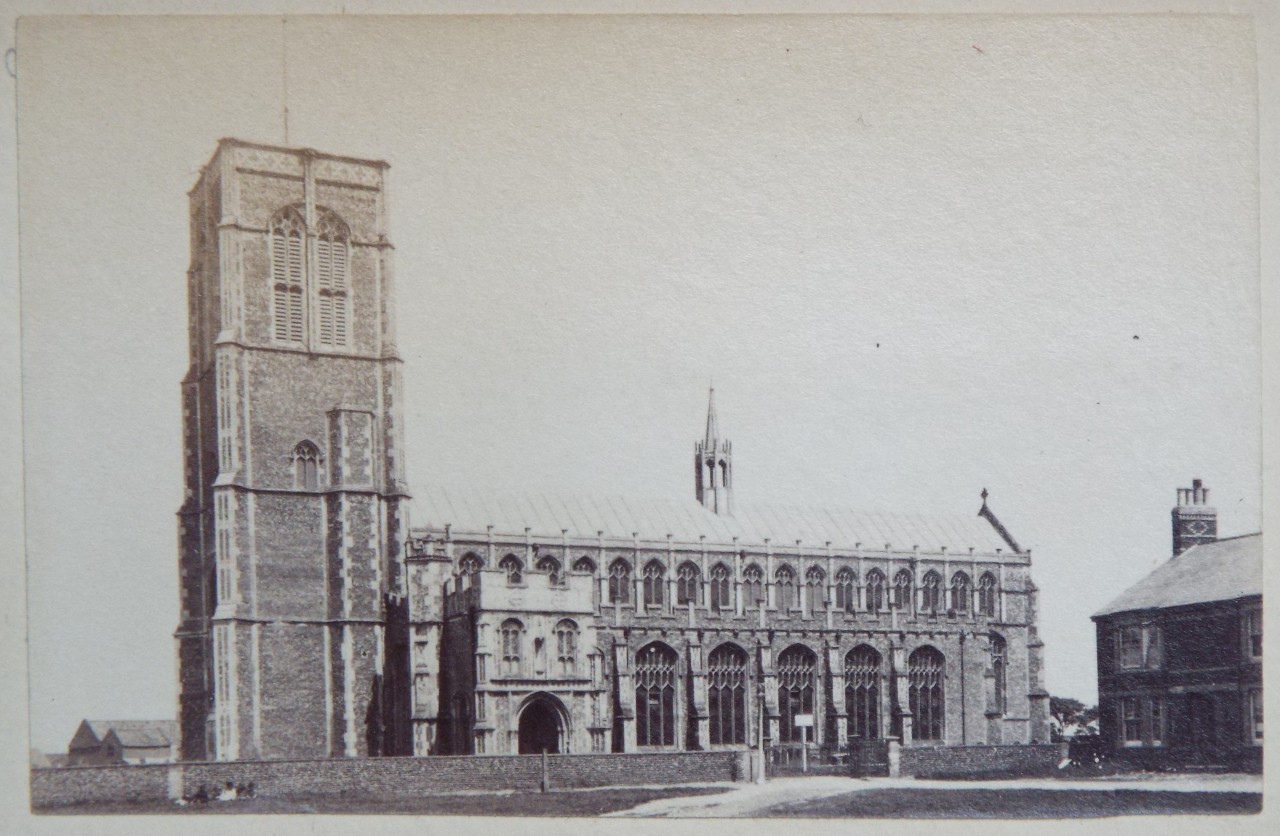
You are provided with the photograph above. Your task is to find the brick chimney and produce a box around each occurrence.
[1171,478,1217,556]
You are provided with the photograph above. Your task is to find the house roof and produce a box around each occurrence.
[1093,533,1262,618]
[410,485,1014,555]
[85,720,178,749]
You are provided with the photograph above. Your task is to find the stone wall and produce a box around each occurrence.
[31,751,741,809]
[899,744,1065,778]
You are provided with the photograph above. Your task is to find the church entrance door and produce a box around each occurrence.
[518,698,563,754]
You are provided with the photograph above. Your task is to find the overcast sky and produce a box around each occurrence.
[18,13,1260,752]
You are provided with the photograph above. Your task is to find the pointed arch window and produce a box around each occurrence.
[908,646,945,741]
[804,566,826,611]
[777,645,816,743]
[536,555,563,586]
[834,568,856,612]
[500,619,523,677]
[990,633,1008,716]
[499,554,523,585]
[950,572,971,613]
[977,573,997,617]
[270,208,306,344]
[635,643,678,747]
[676,562,700,606]
[608,560,631,604]
[292,441,322,490]
[775,566,797,612]
[920,571,942,614]
[707,644,747,745]
[458,552,483,577]
[845,645,882,740]
[892,570,913,610]
[642,561,666,608]
[865,570,886,612]
[573,556,596,574]
[314,209,351,349]
[555,619,578,676]
[709,563,732,611]
[743,564,764,608]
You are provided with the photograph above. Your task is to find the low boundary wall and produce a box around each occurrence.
[31,750,744,808]
[899,744,1066,778]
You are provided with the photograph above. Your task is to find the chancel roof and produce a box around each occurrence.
[1093,533,1262,618]
[410,486,1014,555]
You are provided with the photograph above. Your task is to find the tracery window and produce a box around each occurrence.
[499,554,523,585]
[573,556,596,574]
[804,566,826,611]
[707,644,747,745]
[676,562,700,606]
[314,209,350,349]
[834,568,856,612]
[458,551,483,577]
[977,572,997,617]
[892,570,913,610]
[709,563,732,611]
[950,572,970,613]
[270,208,306,344]
[743,564,764,608]
[908,646,945,741]
[536,555,563,586]
[865,570,886,612]
[643,561,666,608]
[775,566,797,612]
[845,645,881,740]
[500,619,523,677]
[777,645,816,743]
[990,633,1007,716]
[292,440,321,490]
[920,571,942,614]
[608,560,632,604]
[635,643,678,747]
[555,619,578,676]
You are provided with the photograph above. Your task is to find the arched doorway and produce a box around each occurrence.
[518,697,564,754]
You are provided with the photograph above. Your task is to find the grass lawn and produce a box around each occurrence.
[764,788,1262,818]
[36,785,732,817]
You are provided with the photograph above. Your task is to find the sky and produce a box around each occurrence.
[16,13,1262,753]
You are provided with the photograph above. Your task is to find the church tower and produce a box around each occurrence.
[694,387,733,515]
[176,140,411,761]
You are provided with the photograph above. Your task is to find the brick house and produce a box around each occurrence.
[67,720,178,766]
[1092,480,1262,771]
[177,139,1050,762]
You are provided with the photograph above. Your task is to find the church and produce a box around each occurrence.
[176,139,1050,763]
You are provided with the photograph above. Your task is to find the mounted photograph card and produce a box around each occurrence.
[7,1,1272,827]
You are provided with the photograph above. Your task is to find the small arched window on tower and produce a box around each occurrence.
[458,552,483,578]
[314,209,351,350]
[921,571,942,614]
[555,619,578,676]
[709,562,732,611]
[536,555,563,586]
[499,554,523,585]
[270,207,306,344]
[892,570,913,610]
[676,562,700,606]
[643,561,666,608]
[865,569,886,612]
[835,568,856,612]
[775,565,797,612]
[500,619,523,677]
[977,572,997,617]
[608,560,632,604]
[805,566,826,611]
[292,441,321,490]
[950,571,970,613]
[743,564,764,608]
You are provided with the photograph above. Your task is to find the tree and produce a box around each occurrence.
[1049,696,1098,740]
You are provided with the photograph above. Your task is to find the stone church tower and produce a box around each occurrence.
[175,140,411,761]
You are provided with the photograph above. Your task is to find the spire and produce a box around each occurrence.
[704,386,719,449]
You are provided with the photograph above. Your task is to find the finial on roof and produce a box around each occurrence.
[980,487,989,507]
[704,385,719,448]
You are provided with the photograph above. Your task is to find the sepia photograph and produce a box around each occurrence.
[6,2,1274,827]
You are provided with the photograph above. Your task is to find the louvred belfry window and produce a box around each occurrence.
[270,208,306,343]
[315,209,350,349]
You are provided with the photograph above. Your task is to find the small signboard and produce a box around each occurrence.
[794,714,814,728]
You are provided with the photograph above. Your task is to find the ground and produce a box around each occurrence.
[37,773,1264,818]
